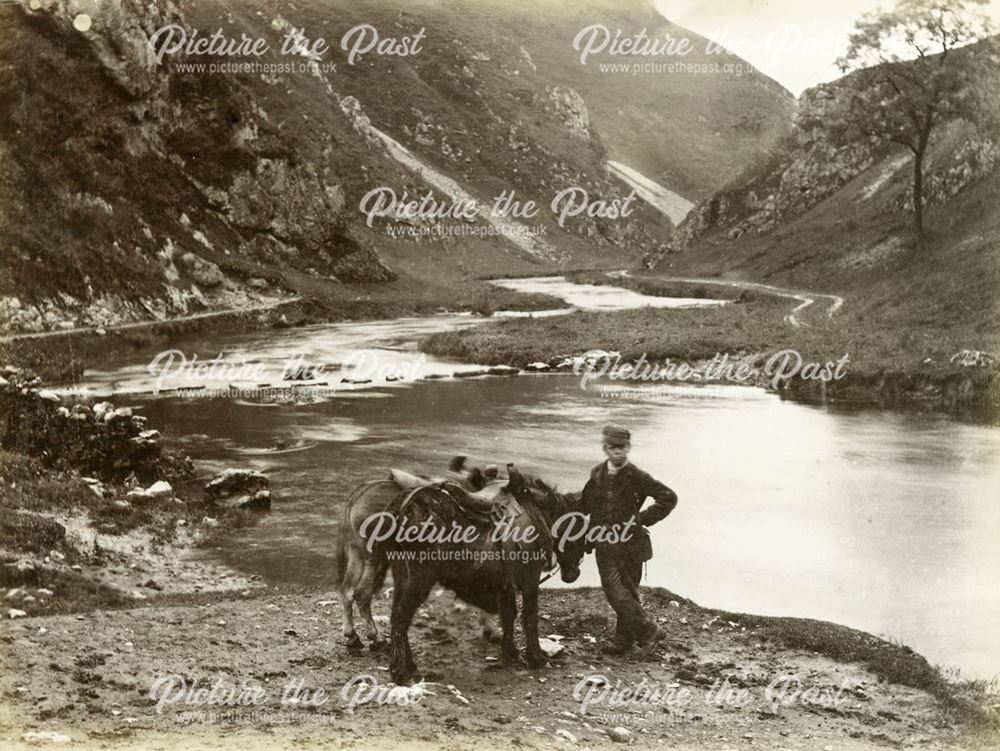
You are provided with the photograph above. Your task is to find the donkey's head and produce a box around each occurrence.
[507,465,584,583]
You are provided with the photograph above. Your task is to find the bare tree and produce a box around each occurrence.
[835,0,994,237]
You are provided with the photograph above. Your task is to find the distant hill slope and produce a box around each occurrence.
[0,0,791,333]
[389,0,796,202]
[655,39,1000,342]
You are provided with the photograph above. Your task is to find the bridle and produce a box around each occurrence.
[509,472,583,586]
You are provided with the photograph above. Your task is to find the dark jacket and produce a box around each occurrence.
[581,462,678,560]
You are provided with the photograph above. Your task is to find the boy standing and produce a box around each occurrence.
[581,425,678,654]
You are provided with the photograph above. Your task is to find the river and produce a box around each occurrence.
[69,277,1000,680]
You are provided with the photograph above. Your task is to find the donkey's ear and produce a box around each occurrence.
[506,464,525,495]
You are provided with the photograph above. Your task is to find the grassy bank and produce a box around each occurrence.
[420,300,999,419]
[420,299,973,376]
[0,449,264,616]
[422,300,790,365]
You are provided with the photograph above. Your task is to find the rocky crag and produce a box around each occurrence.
[660,40,1000,260]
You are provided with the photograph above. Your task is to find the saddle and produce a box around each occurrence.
[388,469,521,524]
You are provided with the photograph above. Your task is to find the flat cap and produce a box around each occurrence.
[602,425,631,445]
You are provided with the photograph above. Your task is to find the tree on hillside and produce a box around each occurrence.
[834,0,995,237]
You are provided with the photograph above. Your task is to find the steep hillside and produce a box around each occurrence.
[0,0,392,332]
[178,0,676,278]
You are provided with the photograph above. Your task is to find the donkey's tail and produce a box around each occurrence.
[333,482,369,589]
[332,519,348,588]
[333,479,391,588]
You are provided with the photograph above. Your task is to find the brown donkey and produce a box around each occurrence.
[379,465,585,684]
[332,462,499,651]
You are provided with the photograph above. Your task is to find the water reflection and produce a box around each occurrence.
[493,276,727,310]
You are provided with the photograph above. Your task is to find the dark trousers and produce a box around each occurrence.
[595,546,655,643]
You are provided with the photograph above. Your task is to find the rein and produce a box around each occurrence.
[539,564,561,584]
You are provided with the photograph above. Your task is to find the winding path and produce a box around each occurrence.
[612,271,843,328]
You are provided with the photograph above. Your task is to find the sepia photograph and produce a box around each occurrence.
[1,0,998,749]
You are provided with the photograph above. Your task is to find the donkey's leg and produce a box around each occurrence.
[499,586,520,665]
[357,562,385,651]
[389,569,433,684]
[341,551,364,650]
[402,577,434,676]
[388,564,409,682]
[521,578,546,668]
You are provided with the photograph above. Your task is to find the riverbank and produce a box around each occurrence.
[1,585,997,750]
[419,293,1000,422]
[0,369,273,615]
[0,449,266,615]
[0,275,564,384]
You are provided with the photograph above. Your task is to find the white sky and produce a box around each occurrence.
[654,0,1000,95]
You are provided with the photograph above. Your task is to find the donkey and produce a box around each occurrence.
[332,462,499,651]
[333,478,396,651]
[379,465,585,684]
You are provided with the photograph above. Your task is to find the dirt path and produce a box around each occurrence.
[615,271,844,328]
[0,297,301,344]
[1,587,992,751]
